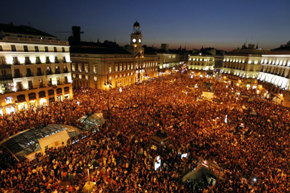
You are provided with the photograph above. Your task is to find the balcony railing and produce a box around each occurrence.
[14,74,22,78]
[0,74,12,81]
[26,73,33,77]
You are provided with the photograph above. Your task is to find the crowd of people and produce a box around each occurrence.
[0,72,288,192]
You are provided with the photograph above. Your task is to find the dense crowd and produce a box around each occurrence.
[0,72,289,192]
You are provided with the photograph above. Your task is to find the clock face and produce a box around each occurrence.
[138,39,141,43]
[132,38,136,43]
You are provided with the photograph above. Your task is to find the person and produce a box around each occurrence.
[0,72,288,192]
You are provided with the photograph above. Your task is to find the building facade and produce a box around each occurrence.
[71,53,159,89]
[258,53,290,106]
[188,55,215,72]
[158,53,180,72]
[222,54,262,80]
[0,24,73,115]
[71,22,161,90]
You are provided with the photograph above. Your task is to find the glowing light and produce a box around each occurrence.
[119,87,122,93]
[154,156,161,171]
[39,98,47,106]
[5,97,13,104]
[6,107,15,114]
[77,101,80,105]
[181,153,188,159]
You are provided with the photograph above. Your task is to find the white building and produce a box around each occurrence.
[0,24,73,115]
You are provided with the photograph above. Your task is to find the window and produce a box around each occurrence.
[48,78,52,86]
[37,68,42,76]
[54,47,57,52]
[45,47,48,52]
[55,66,60,74]
[13,57,19,65]
[64,76,68,84]
[28,80,33,89]
[24,45,28,52]
[63,56,66,63]
[0,45,3,51]
[26,68,32,77]
[25,57,31,64]
[14,69,21,78]
[63,66,68,73]
[46,67,52,75]
[36,57,41,64]
[16,82,23,91]
[55,57,59,63]
[57,77,60,85]
[109,66,112,73]
[46,57,50,63]
[85,64,88,73]
[93,66,97,73]
[11,45,16,51]
[35,46,39,52]
[62,47,65,52]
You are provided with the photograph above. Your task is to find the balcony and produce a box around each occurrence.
[14,74,22,78]
[0,74,12,81]
[26,73,34,77]
[55,70,61,74]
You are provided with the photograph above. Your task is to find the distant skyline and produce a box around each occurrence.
[1,0,290,50]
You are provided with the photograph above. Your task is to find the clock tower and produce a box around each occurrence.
[130,21,144,57]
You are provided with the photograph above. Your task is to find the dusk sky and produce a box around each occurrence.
[1,0,290,50]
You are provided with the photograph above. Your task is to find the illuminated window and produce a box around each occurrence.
[94,66,97,73]
[109,66,112,73]
[5,97,12,104]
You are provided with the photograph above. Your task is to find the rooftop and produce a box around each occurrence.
[0,23,55,38]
